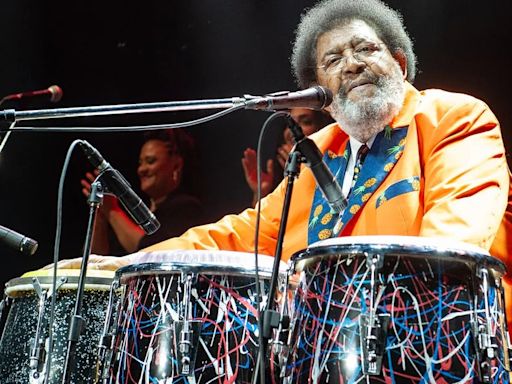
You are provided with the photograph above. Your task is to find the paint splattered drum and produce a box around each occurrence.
[95,250,287,384]
[283,236,511,384]
[1,238,510,383]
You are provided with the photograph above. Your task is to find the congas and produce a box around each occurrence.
[0,268,114,384]
[284,236,511,383]
[97,250,287,384]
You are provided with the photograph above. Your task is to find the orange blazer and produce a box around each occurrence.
[147,82,512,323]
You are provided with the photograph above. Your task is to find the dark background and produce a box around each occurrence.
[0,0,511,294]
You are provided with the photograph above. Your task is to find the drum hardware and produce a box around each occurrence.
[359,313,389,375]
[474,266,499,383]
[359,252,388,376]
[507,331,512,371]
[494,276,512,372]
[0,295,8,328]
[95,280,120,383]
[271,313,291,379]
[176,272,201,376]
[29,276,67,384]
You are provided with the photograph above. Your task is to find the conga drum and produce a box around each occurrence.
[0,268,114,383]
[96,250,287,384]
[284,236,511,383]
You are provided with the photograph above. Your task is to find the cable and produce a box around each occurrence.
[44,139,83,384]
[252,111,289,384]
[6,105,244,133]
[32,105,244,382]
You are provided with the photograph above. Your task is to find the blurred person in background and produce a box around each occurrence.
[241,107,334,206]
[81,129,205,255]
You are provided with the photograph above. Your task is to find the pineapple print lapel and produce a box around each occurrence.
[307,126,408,243]
[307,144,350,242]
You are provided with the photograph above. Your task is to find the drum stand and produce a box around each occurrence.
[60,181,104,384]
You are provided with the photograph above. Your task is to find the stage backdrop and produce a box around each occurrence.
[0,0,511,294]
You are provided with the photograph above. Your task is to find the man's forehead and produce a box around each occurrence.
[318,20,382,50]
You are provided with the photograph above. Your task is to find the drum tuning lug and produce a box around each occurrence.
[271,314,291,379]
[175,320,201,376]
[365,252,383,270]
[359,313,389,375]
[31,278,46,299]
[0,296,6,318]
[480,360,492,383]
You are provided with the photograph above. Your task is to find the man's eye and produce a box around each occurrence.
[325,56,342,68]
[355,44,379,55]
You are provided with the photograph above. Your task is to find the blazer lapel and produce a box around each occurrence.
[307,145,350,243]
[333,126,408,236]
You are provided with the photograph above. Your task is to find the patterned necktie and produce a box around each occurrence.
[349,144,370,195]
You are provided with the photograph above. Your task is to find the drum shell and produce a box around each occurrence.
[0,271,113,384]
[285,238,511,383]
[102,255,286,384]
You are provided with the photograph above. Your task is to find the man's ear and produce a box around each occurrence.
[393,49,408,80]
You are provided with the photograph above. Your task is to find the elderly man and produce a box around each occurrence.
[56,0,512,380]
[78,0,510,274]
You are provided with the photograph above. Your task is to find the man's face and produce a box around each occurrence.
[315,19,404,104]
[314,19,406,142]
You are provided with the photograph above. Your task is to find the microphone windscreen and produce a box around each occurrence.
[48,85,63,103]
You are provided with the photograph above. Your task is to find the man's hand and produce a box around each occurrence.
[43,254,132,271]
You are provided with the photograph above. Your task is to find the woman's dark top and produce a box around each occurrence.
[137,192,204,250]
[107,192,205,255]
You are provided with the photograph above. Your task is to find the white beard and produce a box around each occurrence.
[330,63,406,143]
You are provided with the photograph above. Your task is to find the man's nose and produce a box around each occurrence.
[342,54,366,76]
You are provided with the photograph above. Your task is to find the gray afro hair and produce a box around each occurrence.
[291,0,417,88]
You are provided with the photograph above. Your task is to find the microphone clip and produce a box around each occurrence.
[87,179,105,207]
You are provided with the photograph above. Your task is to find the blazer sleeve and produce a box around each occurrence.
[141,180,287,256]
[419,95,509,251]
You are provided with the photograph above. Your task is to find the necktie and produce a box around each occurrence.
[349,144,369,195]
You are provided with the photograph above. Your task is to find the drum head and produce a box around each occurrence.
[5,268,115,296]
[117,249,287,280]
[292,235,505,272]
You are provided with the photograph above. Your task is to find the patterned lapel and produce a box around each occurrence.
[307,145,350,243]
[307,126,408,243]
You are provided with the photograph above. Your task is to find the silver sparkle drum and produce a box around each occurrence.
[96,250,287,384]
[0,268,114,384]
[284,236,511,384]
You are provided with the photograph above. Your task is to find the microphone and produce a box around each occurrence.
[78,140,160,235]
[0,224,39,255]
[244,86,333,111]
[287,116,347,213]
[1,85,63,104]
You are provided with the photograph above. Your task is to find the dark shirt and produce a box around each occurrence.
[107,192,205,255]
[138,192,204,250]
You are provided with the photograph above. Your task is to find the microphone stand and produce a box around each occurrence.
[256,146,303,384]
[61,181,103,384]
[0,98,247,123]
[0,86,331,124]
